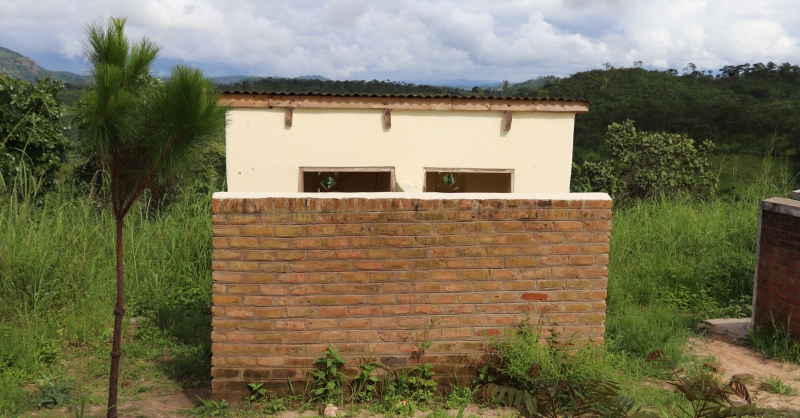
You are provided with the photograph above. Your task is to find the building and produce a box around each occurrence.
[211,92,611,399]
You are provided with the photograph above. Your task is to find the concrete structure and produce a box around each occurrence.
[752,192,800,337]
[221,93,588,194]
[211,93,610,400]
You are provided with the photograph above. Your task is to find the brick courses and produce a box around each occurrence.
[211,195,611,400]
[753,197,800,337]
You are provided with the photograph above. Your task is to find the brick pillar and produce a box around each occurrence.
[753,196,800,336]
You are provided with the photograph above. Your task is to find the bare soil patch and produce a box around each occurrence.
[691,320,800,410]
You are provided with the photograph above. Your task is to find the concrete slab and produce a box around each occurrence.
[792,189,800,200]
[703,318,752,340]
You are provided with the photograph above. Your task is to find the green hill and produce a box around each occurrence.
[533,64,800,160]
[0,46,87,85]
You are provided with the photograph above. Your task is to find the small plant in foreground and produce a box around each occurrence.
[28,375,75,409]
[351,360,381,403]
[309,345,347,405]
[760,376,796,396]
[646,350,791,418]
[192,397,229,416]
[748,317,800,364]
[444,385,475,409]
[246,382,267,405]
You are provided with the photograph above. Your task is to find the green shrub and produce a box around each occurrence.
[489,318,605,393]
[575,119,717,200]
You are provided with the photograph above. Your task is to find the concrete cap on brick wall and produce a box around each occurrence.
[212,192,612,201]
[792,190,800,200]
[762,197,800,218]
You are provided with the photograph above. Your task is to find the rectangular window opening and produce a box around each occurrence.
[424,169,513,193]
[301,168,395,192]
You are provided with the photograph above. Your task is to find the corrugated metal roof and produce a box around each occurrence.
[221,90,590,103]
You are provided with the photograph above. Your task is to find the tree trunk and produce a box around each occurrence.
[107,215,125,418]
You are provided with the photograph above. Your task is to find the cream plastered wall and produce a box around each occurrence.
[225,108,576,193]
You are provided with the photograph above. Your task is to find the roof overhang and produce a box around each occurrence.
[219,92,589,114]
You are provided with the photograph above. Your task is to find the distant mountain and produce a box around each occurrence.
[512,76,560,91]
[297,75,329,81]
[0,47,87,85]
[211,75,256,84]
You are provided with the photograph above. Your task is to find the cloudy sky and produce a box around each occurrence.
[1,0,799,82]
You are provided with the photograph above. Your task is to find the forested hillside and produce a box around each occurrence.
[533,64,800,160]
[217,77,471,95]
[0,47,86,85]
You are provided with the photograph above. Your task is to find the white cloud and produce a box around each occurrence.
[0,0,799,80]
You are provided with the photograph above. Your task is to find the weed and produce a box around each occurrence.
[309,345,347,405]
[444,385,475,409]
[760,376,796,396]
[748,318,800,364]
[71,396,88,418]
[28,375,75,409]
[488,317,605,393]
[192,396,229,417]
[646,350,791,418]
[427,408,453,418]
[262,395,287,415]
[351,360,381,403]
[406,364,438,403]
[246,382,267,405]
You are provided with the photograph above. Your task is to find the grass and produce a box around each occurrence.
[748,320,800,364]
[0,150,798,415]
[0,172,214,411]
[761,376,797,396]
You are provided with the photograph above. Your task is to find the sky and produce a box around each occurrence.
[1,0,799,83]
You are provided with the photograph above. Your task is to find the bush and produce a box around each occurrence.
[0,75,70,189]
[575,120,717,201]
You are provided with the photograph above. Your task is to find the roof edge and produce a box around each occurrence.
[220,91,590,113]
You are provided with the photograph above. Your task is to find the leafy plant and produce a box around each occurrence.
[262,395,287,415]
[0,74,70,190]
[646,350,791,418]
[309,345,347,404]
[406,364,438,403]
[192,397,229,416]
[246,382,267,404]
[351,360,381,403]
[482,379,627,418]
[28,375,75,409]
[444,385,475,409]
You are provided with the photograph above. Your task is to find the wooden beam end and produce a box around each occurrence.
[384,109,392,129]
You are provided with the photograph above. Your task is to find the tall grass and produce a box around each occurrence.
[605,153,797,366]
[0,168,214,410]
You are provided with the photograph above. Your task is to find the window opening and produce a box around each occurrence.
[424,170,512,193]
[301,168,394,192]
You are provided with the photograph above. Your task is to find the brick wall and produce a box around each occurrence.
[753,197,800,336]
[211,194,611,400]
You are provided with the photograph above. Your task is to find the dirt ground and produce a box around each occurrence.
[27,320,800,417]
[691,319,800,411]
